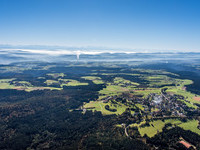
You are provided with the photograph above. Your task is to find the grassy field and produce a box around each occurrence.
[145,75,179,87]
[167,86,199,104]
[99,84,128,96]
[138,120,165,137]
[133,88,161,98]
[178,119,200,135]
[82,76,104,84]
[129,120,146,128]
[113,77,139,87]
[44,78,89,87]
[24,87,61,92]
[117,120,165,137]
[84,100,131,115]
[83,77,139,115]
[0,77,89,92]
[98,77,140,99]
[0,78,16,89]
[164,78,200,108]
[83,77,140,115]
[44,80,60,85]
[0,78,61,91]
[135,104,145,110]
[131,119,200,138]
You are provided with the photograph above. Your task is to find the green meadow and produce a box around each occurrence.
[84,100,133,115]
[131,119,200,138]
[0,78,61,92]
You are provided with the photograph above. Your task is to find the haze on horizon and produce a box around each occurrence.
[0,0,200,52]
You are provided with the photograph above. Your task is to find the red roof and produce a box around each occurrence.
[179,140,192,149]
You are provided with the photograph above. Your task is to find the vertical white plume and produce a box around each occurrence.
[76,50,81,60]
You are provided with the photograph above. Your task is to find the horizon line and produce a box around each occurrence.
[0,44,199,52]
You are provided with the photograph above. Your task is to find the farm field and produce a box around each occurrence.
[84,100,131,115]
[0,78,61,91]
[82,71,200,117]
[0,74,89,92]
[128,119,200,138]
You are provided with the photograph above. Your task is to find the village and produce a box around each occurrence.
[98,90,200,150]
[100,89,200,119]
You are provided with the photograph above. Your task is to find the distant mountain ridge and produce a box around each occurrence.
[0,45,200,64]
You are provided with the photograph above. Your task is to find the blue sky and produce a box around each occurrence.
[0,0,200,51]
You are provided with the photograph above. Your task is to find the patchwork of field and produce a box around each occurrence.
[163,79,200,109]
[0,78,61,91]
[0,79,17,89]
[44,80,60,85]
[133,88,161,98]
[99,83,129,98]
[45,78,88,87]
[138,119,200,137]
[142,75,200,107]
[1,68,199,111]
[0,73,88,92]
[82,71,200,138]
[117,119,200,138]
[83,71,200,116]
[83,77,141,114]
[98,77,140,98]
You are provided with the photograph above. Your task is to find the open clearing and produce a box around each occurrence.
[0,78,61,91]
[84,100,132,115]
[131,119,200,138]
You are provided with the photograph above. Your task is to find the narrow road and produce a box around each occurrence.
[161,91,169,101]
[124,124,132,139]
[98,102,103,111]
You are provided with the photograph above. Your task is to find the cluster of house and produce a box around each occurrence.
[79,88,200,149]
[99,91,190,118]
[116,91,198,119]
[81,87,200,121]
[101,96,116,103]
[145,93,195,118]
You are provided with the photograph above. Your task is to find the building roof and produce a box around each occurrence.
[179,140,192,149]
